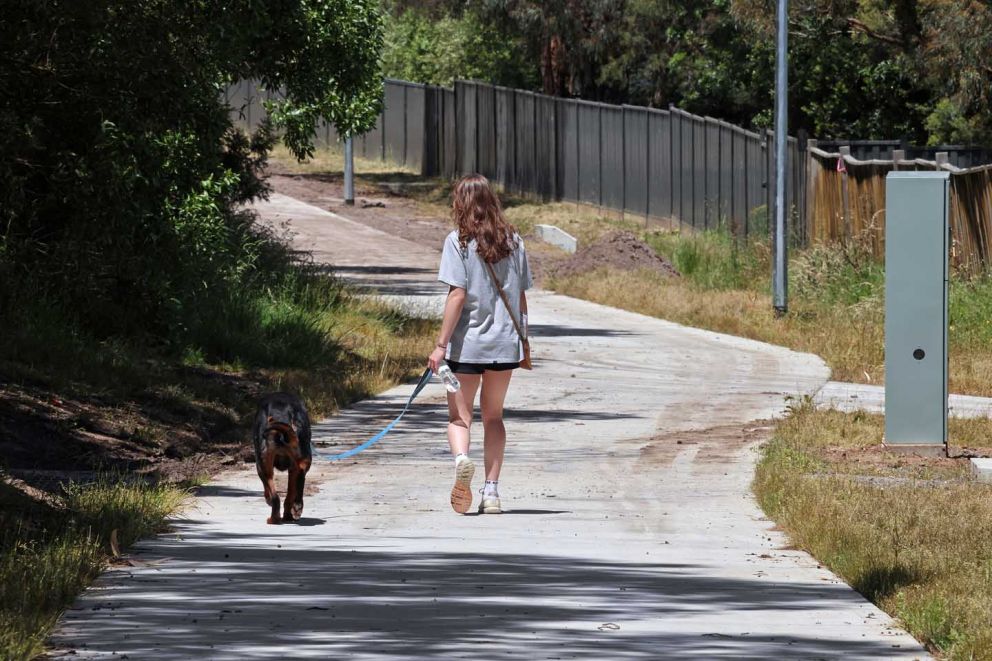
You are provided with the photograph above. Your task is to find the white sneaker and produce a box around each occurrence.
[450,456,475,514]
[478,490,502,514]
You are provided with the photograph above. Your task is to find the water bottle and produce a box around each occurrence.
[437,363,461,393]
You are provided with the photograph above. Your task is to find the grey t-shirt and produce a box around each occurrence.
[438,230,532,363]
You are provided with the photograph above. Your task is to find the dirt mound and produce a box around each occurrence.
[551,231,680,280]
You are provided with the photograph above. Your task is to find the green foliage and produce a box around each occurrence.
[0,1,383,349]
[926,98,980,146]
[389,0,992,145]
[949,275,992,349]
[787,14,927,139]
[381,7,537,88]
[647,229,767,291]
[792,237,885,307]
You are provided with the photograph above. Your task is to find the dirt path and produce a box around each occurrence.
[50,193,928,659]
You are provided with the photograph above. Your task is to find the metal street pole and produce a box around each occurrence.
[344,135,355,206]
[772,0,789,314]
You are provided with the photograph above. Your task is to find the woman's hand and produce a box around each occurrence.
[428,346,446,373]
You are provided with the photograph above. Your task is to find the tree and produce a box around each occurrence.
[383,0,992,145]
[0,0,384,338]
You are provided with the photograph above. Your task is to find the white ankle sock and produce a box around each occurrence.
[483,480,498,496]
[454,453,468,466]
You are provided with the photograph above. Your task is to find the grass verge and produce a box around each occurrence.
[269,143,421,178]
[0,203,437,658]
[0,476,191,660]
[548,223,992,396]
[754,403,992,658]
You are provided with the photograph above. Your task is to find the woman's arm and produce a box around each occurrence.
[519,290,528,338]
[428,285,467,372]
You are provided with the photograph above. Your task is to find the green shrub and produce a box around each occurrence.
[0,0,383,346]
[647,228,767,291]
[791,237,884,307]
[382,8,538,89]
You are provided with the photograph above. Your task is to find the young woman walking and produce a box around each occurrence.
[427,174,532,515]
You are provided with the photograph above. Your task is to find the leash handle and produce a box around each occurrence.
[312,368,434,461]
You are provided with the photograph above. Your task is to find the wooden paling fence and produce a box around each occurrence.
[806,141,992,271]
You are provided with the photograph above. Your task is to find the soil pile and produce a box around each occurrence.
[550,231,680,280]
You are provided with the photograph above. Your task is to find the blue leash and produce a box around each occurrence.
[312,368,434,461]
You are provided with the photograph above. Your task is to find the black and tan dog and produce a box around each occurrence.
[252,393,312,524]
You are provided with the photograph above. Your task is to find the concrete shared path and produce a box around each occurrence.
[51,193,928,659]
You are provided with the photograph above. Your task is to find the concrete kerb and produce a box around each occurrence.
[534,223,578,253]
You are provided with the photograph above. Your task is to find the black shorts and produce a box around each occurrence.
[446,359,520,375]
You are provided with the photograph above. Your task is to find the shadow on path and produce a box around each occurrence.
[55,533,912,659]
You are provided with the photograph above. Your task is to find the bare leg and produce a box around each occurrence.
[480,369,513,481]
[447,373,481,456]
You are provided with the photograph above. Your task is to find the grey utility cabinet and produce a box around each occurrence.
[884,171,949,447]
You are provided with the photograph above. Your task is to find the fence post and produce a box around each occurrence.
[936,152,949,170]
[840,145,852,238]
[454,82,460,176]
[575,101,581,211]
[893,149,905,171]
[621,107,627,220]
[805,139,818,244]
[598,105,604,210]
[796,128,807,245]
[552,97,559,201]
[645,110,651,227]
[493,84,499,186]
[532,93,539,199]
[473,82,480,174]
[402,84,409,166]
[510,88,517,193]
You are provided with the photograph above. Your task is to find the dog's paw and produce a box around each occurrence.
[291,502,304,520]
[266,516,281,525]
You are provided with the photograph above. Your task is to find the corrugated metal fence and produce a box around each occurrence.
[228,78,807,243]
[434,80,807,242]
[230,78,992,265]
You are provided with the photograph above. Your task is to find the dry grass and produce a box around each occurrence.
[273,296,437,419]
[269,143,420,177]
[754,404,992,659]
[501,199,643,244]
[550,267,888,385]
[546,219,992,396]
[0,477,192,660]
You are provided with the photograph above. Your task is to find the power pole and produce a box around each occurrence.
[772,0,789,314]
[344,135,355,206]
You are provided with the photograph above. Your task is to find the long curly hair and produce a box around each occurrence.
[452,174,517,263]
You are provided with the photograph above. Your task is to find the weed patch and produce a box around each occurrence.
[0,477,190,660]
[754,407,992,658]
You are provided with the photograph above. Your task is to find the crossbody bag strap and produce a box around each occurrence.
[484,261,527,342]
